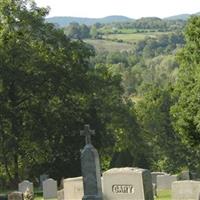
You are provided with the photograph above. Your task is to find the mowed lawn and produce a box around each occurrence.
[102,32,171,43]
[84,39,133,52]
[85,32,171,52]
[156,190,171,200]
[34,190,171,200]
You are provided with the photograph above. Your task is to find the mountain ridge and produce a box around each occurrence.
[46,15,133,27]
[46,12,200,27]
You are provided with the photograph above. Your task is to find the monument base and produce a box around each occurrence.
[82,195,102,200]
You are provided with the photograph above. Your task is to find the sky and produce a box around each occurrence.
[34,0,200,19]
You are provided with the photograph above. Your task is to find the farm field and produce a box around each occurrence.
[85,31,171,52]
[102,32,171,43]
[84,39,133,52]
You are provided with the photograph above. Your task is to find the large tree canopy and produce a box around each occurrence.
[171,16,200,146]
[0,0,137,186]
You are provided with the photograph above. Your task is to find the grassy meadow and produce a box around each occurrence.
[33,190,171,200]
[84,39,133,52]
[85,31,171,52]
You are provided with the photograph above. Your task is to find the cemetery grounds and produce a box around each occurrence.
[33,189,171,200]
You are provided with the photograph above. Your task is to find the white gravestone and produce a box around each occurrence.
[172,180,200,200]
[157,174,177,190]
[43,178,57,199]
[151,172,167,185]
[103,167,154,200]
[63,177,84,200]
[40,174,49,188]
[18,180,33,194]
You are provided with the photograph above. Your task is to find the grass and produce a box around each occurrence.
[1,189,171,200]
[156,190,171,200]
[102,32,171,43]
[84,31,172,52]
[84,39,133,52]
[34,189,171,200]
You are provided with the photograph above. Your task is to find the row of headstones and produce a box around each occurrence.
[8,167,154,200]
[151,170,198,191]
[7,170,199,200]
[8,179,57,200]
[151,171,196,190]
[60,167,153,200]
[151,171,200,200]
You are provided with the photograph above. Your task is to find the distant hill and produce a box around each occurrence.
[165,12,200,20]
[46,15,133,27]
[164,14,191,20]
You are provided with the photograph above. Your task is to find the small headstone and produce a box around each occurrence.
[157,174,177,190]
[103,167,154,200]
[43,178,57,199]
[57,189,64,200]
[80,124,103,200]
[191,172,198,180]
[8,192,23,200]
[40,174,49,188]
[179,170,190,180]
[172,180,200,200]
[151,172,167,185]
[64,177,83,200]
[18,180,33,194]
[152,183,157,197]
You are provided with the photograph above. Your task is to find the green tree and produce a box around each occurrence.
[171,16,200,172]
[0,0,94,185]
[136,85,188,172]
[171,16,200,145]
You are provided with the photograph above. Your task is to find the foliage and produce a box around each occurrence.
[171,16,200,172]
[0,0,136,186]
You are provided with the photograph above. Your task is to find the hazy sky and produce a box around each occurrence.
[34,0,200,19]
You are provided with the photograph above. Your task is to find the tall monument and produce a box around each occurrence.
[80,124,103,200]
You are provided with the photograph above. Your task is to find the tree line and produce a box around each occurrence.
[63,18,186,39]
[0,0,200,189]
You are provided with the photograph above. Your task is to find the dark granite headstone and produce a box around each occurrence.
[8,192,23,200]
[80,124,103,200]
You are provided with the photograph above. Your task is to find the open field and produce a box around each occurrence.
[102,32,171,43]
[85,31,171,52]
[84,39,133,52]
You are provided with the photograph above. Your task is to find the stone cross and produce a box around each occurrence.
[80,124,103,200]
[80,124,95,145]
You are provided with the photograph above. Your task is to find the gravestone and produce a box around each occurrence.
[151,172,167,185]
[18,180,33,194]
[18,180,33,200]
[172,180,200,200]
[63,177,83,200]
[157,174,177,190]
[103,167,154,200]
[179,170,190,180]
[40,174,49,188]
[43,178,57,199]
[8,192,23,200]
[57,189,64,200]
[80,124,103,200]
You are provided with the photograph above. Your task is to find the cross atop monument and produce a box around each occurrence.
[80,124,95,145]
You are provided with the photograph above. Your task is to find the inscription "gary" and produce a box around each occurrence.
[112,184,134,194]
